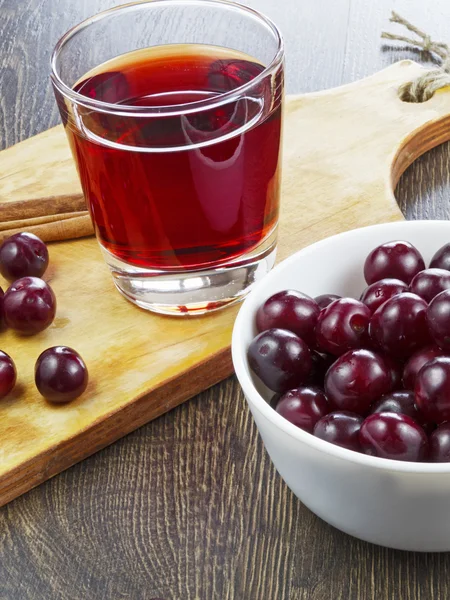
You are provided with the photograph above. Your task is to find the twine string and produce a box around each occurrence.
[381,11,450,102]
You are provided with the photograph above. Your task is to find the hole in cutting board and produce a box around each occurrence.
[391,118,450,220]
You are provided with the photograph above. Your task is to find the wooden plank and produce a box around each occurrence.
[1,61,450,505]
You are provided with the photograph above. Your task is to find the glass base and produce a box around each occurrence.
[101,232,277,316]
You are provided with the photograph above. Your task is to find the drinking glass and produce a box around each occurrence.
[51,0,284,315]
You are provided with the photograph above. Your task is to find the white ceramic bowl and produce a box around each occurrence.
[232,220,450,552]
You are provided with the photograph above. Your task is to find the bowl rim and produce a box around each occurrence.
[232,219,450,474]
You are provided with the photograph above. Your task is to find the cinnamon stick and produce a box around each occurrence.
[1,194,86,222]
[0,214,94,243]
[0,210,89,232]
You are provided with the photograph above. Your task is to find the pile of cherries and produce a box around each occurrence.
[0,232,88,404]
[248,240,450,463]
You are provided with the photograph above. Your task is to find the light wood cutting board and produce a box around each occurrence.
[0,60,450,506]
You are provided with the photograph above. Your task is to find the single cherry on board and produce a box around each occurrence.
[0,351,16,399]
[3,276,56,335]
[35,346,88,404]
[0,286,4,329]
[0,232,49,281]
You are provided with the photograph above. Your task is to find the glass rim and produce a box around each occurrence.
[50,0,284,118]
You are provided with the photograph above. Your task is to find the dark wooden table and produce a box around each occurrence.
[2,0,450,598]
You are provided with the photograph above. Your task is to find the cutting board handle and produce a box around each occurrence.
[277,60,450,256]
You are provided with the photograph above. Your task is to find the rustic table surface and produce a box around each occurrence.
[2,0,450,598]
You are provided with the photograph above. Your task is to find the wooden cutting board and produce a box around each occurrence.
[1,60,450,506]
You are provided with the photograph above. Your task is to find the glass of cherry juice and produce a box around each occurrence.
[51,0,284,315]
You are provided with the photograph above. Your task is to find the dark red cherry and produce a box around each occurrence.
[307,351,335,386]
[313,411,364,452]
[360,278,408,313]
[0,286,4,329]
[415,357,450,424]
[359,413,428,462]
[256,290,320,347]
[409,268,450,303]
[403,346,446,389]
[382,355,403,390]
[275,386,329,433]
[369,293,430,358]
[35,346,88,404]
[315,298,371,356]
[369,390,426,427]
[3,276,56,335]
[427,289,450,350]
[324,349,392,415]
[364,241,425,285]
[0,232,49,281]
[430,243,450,271]
[0,351,16,399]
[429,423,450,462]
[314,294,342,310]
[247,328,312,393]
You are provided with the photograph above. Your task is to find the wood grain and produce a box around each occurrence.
[2,1,450,599]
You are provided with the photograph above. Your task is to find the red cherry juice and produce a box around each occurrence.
[66,44,282,270]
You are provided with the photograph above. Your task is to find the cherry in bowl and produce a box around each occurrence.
[360,278,408,313]
[363,240,425,285]
[275,386,328,433]
[359,412,428,462]
[315,298,371,356]
[409,268,450,303]
[313,411,363,452]
[324,349,392,414]
[369,390,425,425]
[430,243,450,271]
[415,356,450,424]
[402,346,446,389]
[314,294,341,310]
[427,289,450,350]
[429,423,450,462]
[369,292,429,359]
[256,290,320,347]
[247,328,312,393]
